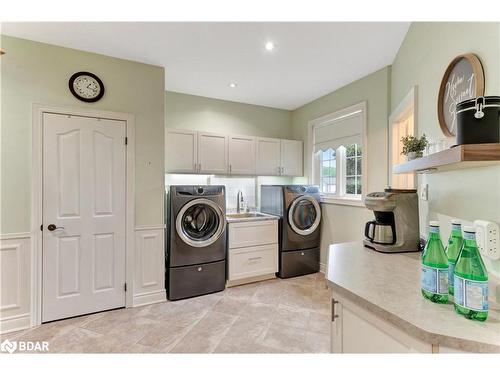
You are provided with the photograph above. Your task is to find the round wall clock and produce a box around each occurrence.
[438,54,484,137]
[68,71,105,102]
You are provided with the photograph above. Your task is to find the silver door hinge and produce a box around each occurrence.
[124,283,127,292]
[125,137,128,145]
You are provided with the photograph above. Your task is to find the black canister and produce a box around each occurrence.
[456,96,500,145]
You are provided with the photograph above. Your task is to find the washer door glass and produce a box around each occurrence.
[288,196,321,236]
[176,199,226,247]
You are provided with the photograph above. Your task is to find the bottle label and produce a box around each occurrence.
[463,231,475,240]
[421,265,448,295]
[429,226,439,234]
[451,223,461,232]
[448,261,455,289]
[454,275,488,312]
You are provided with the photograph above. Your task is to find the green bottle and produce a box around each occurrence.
[454,226,488,321]
[421,221,448,303]
[446,219,463,295]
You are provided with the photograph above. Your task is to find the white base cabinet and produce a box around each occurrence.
[330,290,432,353]
[227,220,278,286]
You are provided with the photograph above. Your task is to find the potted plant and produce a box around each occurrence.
[401,134,428,161]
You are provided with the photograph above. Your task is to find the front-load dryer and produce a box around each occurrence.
[261,185,321,278]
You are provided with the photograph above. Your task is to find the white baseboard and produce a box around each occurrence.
[0,313,31,334]
[319,262,326,274]
[132,290,167,307]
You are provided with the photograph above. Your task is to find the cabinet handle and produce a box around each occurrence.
[229,164,232,173]
[331,298,339,322]
[282,166,285,175]
[248,256,262,261]
[198,163,201,173]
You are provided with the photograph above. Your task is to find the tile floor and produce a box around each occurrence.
[1,273,331,353]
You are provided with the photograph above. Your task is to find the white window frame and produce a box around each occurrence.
[308,102,367,207]
[388,86,417,189]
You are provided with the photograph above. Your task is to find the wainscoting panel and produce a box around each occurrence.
[0,233,31,333]
[133,226,166,306]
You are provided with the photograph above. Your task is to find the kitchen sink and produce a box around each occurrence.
[226,212,269,219]
[225,212,279,222]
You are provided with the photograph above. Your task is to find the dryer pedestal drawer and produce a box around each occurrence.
[279,247,319,278]
[168,260,226,300]
[228,244,278,282]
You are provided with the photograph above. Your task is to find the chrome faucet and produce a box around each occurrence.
[236,190,244,213]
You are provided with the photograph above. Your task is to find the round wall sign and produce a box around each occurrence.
[438,53,484,137]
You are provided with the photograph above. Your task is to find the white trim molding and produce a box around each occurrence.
[133,225,166,307]
[31,104,136,326]
[0,233,31,334]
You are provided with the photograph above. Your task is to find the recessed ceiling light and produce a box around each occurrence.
[264,41,275,51]
[229,82,237,88]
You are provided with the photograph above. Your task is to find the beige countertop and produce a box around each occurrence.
[226,211,279,223]
[326,241,500,353]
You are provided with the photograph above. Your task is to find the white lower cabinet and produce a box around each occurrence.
[227,220,278,286]
[330,290,432,353]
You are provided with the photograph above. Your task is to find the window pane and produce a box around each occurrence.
[346,177,355,194]
[346,157,355,176]
[356,157,362,175]
[346,144,356,157]
[357,144,362,156]
[320,148,336,194]
[356,176,362,195]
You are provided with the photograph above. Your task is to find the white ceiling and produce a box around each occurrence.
[2,22,410,110]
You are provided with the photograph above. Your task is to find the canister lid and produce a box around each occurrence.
[456,96,500,111]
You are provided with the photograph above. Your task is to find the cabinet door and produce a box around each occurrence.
[331,291,432,353]
[228,135,256,175]
[198,132,228,174]
[165,129,197,173]
[256,137,281,176]
[280,139,303,176]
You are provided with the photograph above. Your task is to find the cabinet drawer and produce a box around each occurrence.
[229,244,278,281]
[228,220,278,249]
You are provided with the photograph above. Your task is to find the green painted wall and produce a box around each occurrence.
[290,67,391,264]
[391,22,500,276]
[166,91,292,138]
[0,35,165,233]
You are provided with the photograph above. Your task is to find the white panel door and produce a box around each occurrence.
[197,132,228,174]
[256,137,281,176]
[280,139,303,176]
[165,129,198,173]
[228,135,256,175]
[42,113,126,322]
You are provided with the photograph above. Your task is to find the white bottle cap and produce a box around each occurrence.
[451,219,461,225]
[429,221,440,227]
[463,226,475,233]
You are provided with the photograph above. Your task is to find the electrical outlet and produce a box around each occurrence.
[474,220,500,260]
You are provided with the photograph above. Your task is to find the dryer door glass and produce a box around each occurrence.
[288,196,321,236]
[176,198,226,247]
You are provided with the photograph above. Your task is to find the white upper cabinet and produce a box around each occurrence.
[197,132,228,174]
[165,129,198,173]
[280,139,303,177]
[256,137,281,176]
[165,129,303,177]
[228,135,256,175]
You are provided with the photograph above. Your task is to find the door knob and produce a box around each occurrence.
[47,224,64,231]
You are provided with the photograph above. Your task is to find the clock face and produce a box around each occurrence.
[69,72,105,102]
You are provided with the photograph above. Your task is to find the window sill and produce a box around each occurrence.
[320,196,365,207]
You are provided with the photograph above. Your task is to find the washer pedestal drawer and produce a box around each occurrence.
[278,247,319,279]
[167,260,226,300]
